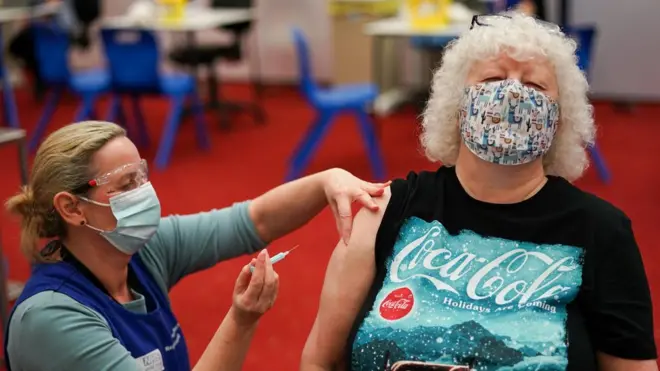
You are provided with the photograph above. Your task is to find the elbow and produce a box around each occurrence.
[301,330,339,371]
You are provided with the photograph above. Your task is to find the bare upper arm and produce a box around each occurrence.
[301,188,392,370]
[597,352,658,371]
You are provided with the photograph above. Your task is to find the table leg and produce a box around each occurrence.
[372,36,410,116]
[184,31,198,76]
[246,23,265,123]
[201,32,266,130]
[371,35,384,92]
[0,235,8,335]
[381,36,399,91]
[179,28,265,129]
[17,136,28,185]
[0,26,21,129]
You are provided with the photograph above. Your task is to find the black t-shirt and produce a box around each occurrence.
[346,167,656,371]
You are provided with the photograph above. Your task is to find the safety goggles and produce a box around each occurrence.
[71,159,149,195]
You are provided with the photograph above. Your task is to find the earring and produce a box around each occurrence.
[80,221,85,226]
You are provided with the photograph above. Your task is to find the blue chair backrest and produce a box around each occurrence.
[566,26,596,78]
[32,22,70,85]
[486,0,520,13]
[291,28,317,100]
[100,28,161,91]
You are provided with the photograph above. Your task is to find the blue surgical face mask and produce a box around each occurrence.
[80,182,161,255]
[459,79,560,165]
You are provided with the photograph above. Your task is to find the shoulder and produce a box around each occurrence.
[548,178,635,254]
[10,290,109,332]
[379,166,449,220]
[551,177,630,227]
[392,167,452,191]
[581,191,629,226]
[7,292,137,371]
[352,187,392,241]
[388,166,453,212]
[8,291,111,361]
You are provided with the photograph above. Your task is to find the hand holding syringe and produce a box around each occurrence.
[249,245,299,273]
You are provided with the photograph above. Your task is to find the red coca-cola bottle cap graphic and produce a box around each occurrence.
[379,287,414,321]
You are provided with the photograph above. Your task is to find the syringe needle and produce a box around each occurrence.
[286,244,300,254]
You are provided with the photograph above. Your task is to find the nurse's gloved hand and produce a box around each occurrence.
[322,168,391,244]
[231,249,280,327]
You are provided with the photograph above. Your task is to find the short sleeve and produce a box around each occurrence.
[586,216,657,360]
[7,291,139,371]
[374,172,414,263]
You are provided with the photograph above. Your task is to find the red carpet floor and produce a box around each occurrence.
[0,85,658,369]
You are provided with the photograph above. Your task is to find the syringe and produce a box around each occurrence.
[249,245,299,273]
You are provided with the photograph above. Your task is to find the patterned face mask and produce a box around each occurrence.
[458,79,560,165]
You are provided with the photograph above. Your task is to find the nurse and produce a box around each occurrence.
[3,121,389,370]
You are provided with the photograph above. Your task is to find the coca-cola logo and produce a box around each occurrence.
[389,222,582,308]
[379,287,414,321]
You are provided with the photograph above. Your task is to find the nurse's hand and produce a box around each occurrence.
[231,249,279,327]
[323,168,391,244]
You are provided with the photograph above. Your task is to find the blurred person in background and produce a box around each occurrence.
[7,0,100,101]
[3,121,388,370]
[301,13,657,371]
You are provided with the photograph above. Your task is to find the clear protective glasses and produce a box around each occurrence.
[72,159,149,195]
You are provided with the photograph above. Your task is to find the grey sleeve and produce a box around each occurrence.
[7,291,138,371]
[140,201,267,291]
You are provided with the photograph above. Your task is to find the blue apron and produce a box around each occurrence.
[4,252,191,370]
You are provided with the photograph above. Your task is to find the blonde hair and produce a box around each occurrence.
[5,122,126,262]
[421,13,595,181]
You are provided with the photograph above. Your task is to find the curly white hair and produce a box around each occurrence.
[421,13,595,181]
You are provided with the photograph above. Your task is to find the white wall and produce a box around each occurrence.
[570,0,660,100]
[80,0,660,100]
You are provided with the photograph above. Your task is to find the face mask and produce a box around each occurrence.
[459,79,560,165]
[80,182,161,255]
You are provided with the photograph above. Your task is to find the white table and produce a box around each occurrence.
[102,7,263,128]
[0,2,61,23]
[364,17,470,115]
[364,17,470,37]
[102,8,253,31]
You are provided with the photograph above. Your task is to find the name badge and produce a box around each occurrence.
[136,349,165,371]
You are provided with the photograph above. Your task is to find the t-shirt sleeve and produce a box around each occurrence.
[586,215,657,360]
[140,201,267,291]
[7,291,139,371]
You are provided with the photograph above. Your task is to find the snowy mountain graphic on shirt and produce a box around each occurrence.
[351,217,584,371]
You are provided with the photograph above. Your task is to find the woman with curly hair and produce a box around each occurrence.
[300,13,657,371]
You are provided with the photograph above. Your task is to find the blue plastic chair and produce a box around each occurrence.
[567,25,611,183]
[100,28,209,170]
[288,28,386,181]
[28,23,110,151]
[410,35,455,49]
[485,0,521,13]
[0,28,20,129]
